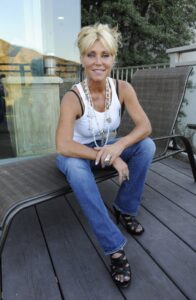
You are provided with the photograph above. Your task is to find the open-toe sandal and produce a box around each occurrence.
[113,206,144,235]
[110,250,131,288]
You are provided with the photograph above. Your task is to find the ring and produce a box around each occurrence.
[123,174,129,181]
[104,154,112,166]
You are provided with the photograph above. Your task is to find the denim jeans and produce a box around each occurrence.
[56,137,156,255]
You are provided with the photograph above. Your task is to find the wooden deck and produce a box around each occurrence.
[0,158,196,300]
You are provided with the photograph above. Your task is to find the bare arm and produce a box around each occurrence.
[95,80,152,166]
[56,91,98,160]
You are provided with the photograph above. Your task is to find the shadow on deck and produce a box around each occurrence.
[1,158,196,300]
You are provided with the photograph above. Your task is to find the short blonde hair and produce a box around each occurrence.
[77,23,121,57]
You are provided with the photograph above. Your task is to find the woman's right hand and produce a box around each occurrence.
[112,157,129,185]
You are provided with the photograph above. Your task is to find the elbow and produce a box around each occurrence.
[56,146,64,156]
[144,121,152,137]
[56,145,64,156]
[147,122,152,136]
[56,142,70,156]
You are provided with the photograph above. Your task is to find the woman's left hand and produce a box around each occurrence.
[94,143,124,168]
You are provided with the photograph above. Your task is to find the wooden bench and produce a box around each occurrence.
[0,66,195,254]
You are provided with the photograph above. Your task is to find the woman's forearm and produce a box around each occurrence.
[56,140,98,160]
[117,122,152,151]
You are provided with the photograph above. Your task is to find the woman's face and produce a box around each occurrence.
[81,40,114,82]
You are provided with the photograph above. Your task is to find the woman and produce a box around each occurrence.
[56,23,156,288]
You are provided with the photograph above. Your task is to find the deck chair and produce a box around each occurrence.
[0,66,195,254]
[117,66,196,181]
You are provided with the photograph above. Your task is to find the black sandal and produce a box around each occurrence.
[113,206,144,235]
[110,250,131,288]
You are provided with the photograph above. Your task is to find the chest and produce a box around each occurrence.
[90,91,112,112]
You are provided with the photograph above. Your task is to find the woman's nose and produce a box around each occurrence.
[95,56,102,65]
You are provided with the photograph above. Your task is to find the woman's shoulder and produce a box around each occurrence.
[116,79,134,98]
[61,83,84,117]
[62,82,82,101]
[108,78,131,90]
[117,79,132,88]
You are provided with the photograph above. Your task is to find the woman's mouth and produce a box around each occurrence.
[92,69,105,75]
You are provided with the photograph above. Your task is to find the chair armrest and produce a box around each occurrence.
[153,134,182,141]
[187,124,196,130]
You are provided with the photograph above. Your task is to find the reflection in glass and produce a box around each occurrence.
[0,0,81,160]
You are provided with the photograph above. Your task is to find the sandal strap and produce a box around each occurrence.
[110,250,131,274]
[111,265,131,274]
[111,258,129,268]
[122,215,143,231]
[110,250,132,287]
[110,250,128,266]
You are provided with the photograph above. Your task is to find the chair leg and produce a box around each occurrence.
[179,136,196,181]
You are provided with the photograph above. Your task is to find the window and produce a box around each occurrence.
[0,0,81,161]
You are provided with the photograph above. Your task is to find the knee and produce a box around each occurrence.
[138,138,156,159]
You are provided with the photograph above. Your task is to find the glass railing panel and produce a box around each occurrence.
[0,0,80,160]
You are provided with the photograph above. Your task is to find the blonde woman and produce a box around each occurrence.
[56,23,155,288]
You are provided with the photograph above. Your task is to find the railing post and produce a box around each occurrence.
[19,64,25,77]
[126,69,128,81]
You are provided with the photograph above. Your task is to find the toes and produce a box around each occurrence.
[115,274,130,283]
[124,275,130,281]
[136,224,142,232]
[115,275,122,282]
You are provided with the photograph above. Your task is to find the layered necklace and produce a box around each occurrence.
[83,78,112,147]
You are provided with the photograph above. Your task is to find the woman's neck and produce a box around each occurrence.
[86,78,107,94]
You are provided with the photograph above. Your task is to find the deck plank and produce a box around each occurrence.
[1,159,195,300]
[150,162,196,194]
[161,157,193,178]
[137,207,196,300]
[143,185,196,250]
[1,208,62,300]
[146,171,196,217]
[98,179,196,300]
[66,190,187,300]
[36,196,124,300]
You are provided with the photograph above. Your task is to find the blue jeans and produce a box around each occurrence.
[56,137,156,255]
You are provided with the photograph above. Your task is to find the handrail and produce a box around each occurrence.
[0,62,169,81]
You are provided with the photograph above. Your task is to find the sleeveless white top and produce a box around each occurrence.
[73,77,121,144]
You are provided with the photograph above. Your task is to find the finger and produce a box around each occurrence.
[101,154,108,168]
[95,150,103,165]
[119,173,124,185]
[100,148,111,167]
[95,149,108,166]
[104,154,111,165]
[109,155,117,165]
[124,174,129,181]
[123,170,129,181]
[94,147,102,151]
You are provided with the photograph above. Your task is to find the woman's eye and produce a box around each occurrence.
[86,53,110,58]
[102,54,110,58]
[87,53,95,57]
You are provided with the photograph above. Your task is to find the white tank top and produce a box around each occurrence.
[73,77,121,144]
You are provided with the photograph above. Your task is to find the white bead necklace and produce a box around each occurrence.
[83,78,112,147]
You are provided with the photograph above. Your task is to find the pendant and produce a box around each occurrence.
[99,130,105,145]
[106,117,112,123]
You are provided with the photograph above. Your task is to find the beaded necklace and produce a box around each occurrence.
[83,78,112,147]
